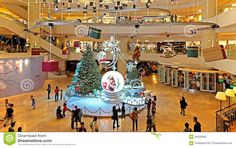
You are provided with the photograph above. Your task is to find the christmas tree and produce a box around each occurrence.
[126,62,140,83]
[70,47,102,95]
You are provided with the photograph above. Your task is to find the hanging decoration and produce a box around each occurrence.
[97,51,108,63]
[132,44,141,62]
[98,36,120,70]
[101,71,125,93]
[126,62,136,72]
[42,23,59,72]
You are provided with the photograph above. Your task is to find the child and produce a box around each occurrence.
[63,103,67,117]
[31,95,36,110]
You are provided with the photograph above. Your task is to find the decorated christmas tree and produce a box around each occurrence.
[126,62,140,83]
[70,47,102,95]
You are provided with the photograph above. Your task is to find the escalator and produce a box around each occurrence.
[0,13,68,59]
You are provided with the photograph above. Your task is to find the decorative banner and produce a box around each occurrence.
[101,71,125,93]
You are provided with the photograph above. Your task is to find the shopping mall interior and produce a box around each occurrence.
[0,0,236,132]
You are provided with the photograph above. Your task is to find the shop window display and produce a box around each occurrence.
[128,41,200,56]
[0,35,27,53]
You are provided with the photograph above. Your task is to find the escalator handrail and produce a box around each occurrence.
[0,12,27,28]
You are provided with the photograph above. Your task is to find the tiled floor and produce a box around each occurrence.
[0,74,225,132]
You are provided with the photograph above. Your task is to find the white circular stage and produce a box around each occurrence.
[66,96,146,117]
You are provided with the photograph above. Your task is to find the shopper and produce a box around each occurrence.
[183,122,192,132]
[90,117,99,132]
[1,104,14,128]
[60,89,63,100]
[112,105,120,129]
[47,84,51,99]
[193,117,201,132]
[146,98,152,116]
[54,86,60,102]
[31,95,36,110]
[77,122,87,132]
[56,106,63,119]
[121,103,126,119]
[8,121,16,132]
[17,127,22,132]
[130,107,138,131]
[151,96,157,114]
[180,97,187,115]
[151,111,157,132]
[74,106,83,129]
[146,115,152,132]
[63,103,67,117]
[71,109,75,129]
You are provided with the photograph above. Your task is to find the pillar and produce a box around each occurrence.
[28,0,40,49]
[117,38,129,76]
[201,0,217,51]
[202,0,217,20]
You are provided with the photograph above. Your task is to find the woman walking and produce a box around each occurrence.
[47,84,51,99]
[31,95,36,110]
[180,97,188,116]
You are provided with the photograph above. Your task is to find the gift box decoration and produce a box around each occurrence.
[88,27,102,39]
[31,48,40,55]
[42,60,59,72]
[202,45,227,62]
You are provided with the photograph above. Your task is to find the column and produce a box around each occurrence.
[28,0,40,49]
[201,0,217,51]
[202,0,217,19]
[117,38,129,76]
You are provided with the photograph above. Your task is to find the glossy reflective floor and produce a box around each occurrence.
[0,74,228,132]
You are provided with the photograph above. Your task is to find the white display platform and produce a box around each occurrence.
[66,96,146,117]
